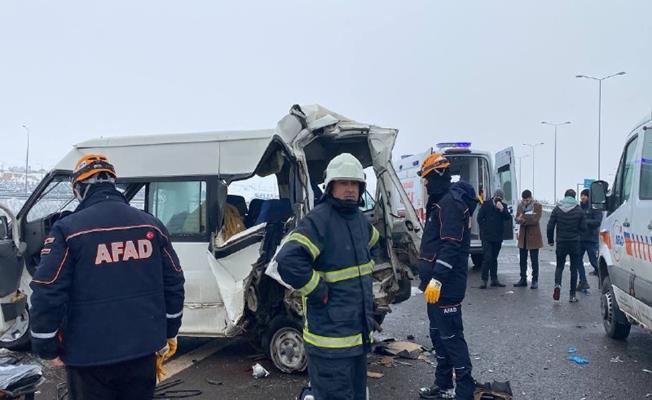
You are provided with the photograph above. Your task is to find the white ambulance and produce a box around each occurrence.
[394,143,518,267]
[590,112,652,339]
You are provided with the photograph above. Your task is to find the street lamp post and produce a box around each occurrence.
[21,124,30,195]
[517,154,530,195]
[576,71,626,180]
[522,142,544,198]
[541,121,571,203]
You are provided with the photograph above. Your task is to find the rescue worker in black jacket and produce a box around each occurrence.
[30,154,185,400]
[276,153,380,400]
[417,153,479,400]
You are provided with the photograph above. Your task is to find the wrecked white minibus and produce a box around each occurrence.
[0,105,422,373]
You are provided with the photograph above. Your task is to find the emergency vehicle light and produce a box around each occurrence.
[436,142,472,149]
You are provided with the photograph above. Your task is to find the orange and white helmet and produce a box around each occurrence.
[72,154,116,184]
[417,152,450,178]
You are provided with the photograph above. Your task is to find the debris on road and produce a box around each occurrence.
[474,380,513,400]
[643,369,652,374]
[568,356,589,365]
[206,378,223,386]
[610,356,624,363]
[567,347,577,354]
[367,371,384,379]
[374,339,425,360]
[252,363,270,379]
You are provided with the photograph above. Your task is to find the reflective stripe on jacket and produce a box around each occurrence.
[276,195,379,358]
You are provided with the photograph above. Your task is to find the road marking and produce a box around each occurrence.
[163,339,230,381]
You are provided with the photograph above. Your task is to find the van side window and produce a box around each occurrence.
[640,131,652,200]
[148,181,207,236]
[613,136,639,208]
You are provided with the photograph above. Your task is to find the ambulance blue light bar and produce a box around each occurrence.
[436,142,472,149]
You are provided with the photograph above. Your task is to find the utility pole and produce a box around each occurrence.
[541,121,571,203]
[22,124,30,195]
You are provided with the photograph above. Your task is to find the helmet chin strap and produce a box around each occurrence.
[73,175,116,201]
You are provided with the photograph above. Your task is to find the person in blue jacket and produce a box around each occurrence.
[417,152,479,400]
[276,153,380,400]
[29,154,185,400]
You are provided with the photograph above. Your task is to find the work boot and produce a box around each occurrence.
[418,384,455,399]
[513,279,527,287]
[577,281,590,291]
[479,280,488,289]
[553,285,561,301]
[530,281,538,289]
[569,295,579,303]
[491,280,506,288]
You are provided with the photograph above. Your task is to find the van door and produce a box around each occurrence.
[631,130,652,326]
[607,134,640,315]
[495,147,517,240]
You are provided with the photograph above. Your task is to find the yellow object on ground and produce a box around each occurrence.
[424,279,442,304]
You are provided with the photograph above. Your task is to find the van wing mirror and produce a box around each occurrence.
[590,180,609,211]
[0,216,7,239]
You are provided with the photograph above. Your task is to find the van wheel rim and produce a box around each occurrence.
[0,310,29,344]
[270,327,306,373]
[602,292,614,325]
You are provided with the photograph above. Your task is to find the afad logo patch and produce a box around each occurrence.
[95,239,153,265]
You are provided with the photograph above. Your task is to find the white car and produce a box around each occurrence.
[0,104,422,373]
[590,112,652,339]
[394,143,518,268]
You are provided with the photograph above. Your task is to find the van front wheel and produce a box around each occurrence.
[263,316,307,374]
[601,277,631,340]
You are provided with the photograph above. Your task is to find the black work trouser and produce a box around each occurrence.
[308,352,368,400]
[427,303,474,400]
[519,248,540,282]
[481,240,503,282]
[65,354,156,400]
[554,241,581,295]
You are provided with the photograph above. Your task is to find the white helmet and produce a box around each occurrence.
[324,153,366,189]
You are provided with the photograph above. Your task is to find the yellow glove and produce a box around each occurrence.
[156,337,178,382]
[423,279,442,304]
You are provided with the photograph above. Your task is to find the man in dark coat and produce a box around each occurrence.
[416,152,479,400]
[276,153,380,400]
[547,189,587,303]
[30,154,185,400]
[577,189,602,289]
[477,189,512,289]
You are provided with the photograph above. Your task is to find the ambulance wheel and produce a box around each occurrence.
[0,309,31,351]
[601,277,631,340]
[263,316,307,374]
[471,254,484,269]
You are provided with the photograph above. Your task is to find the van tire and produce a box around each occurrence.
[0,309,31,351]
[601,277,631,340]
[263,316,307,374]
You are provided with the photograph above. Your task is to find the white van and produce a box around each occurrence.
[590,112,652,339]
[0,105,422,373]
[394,143,518,267]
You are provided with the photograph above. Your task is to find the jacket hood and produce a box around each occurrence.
[557,196,579,213]
[450,181,479,214]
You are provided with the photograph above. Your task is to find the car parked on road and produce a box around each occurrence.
[591,112,652,339]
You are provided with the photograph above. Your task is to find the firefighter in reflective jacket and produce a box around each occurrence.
[276,153,380,400]
[29,154,185,400]
[416,153,479,400]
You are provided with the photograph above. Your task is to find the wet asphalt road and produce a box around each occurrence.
[34,246,652,399]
